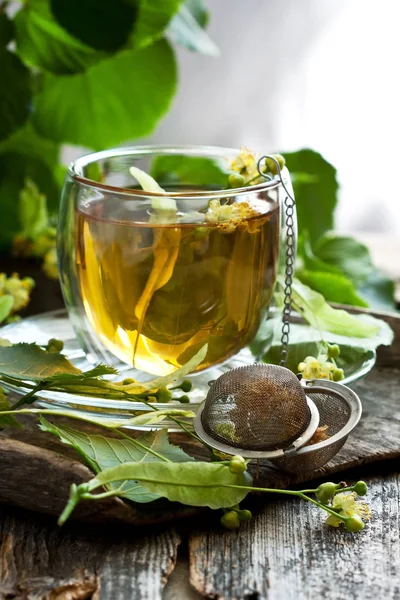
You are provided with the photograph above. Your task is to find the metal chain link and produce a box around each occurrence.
[257,156,296,367]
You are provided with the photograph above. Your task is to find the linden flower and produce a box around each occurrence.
[205,199,258,232]
[0,273,35,313]
[298,355,344,382]
[230,147,262,182]
[326,492,371,528]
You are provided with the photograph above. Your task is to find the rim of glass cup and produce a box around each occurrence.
[69,144,281,199]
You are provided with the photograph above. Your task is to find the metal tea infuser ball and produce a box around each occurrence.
[193,156,362,474]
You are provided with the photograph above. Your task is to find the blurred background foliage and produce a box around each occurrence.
[0,0,397,325]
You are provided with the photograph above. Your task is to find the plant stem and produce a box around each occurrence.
[81,477,349,523]
[11,382,47,409]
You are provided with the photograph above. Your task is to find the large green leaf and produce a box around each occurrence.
[129,343,207,393]
[313,233,374,285]
[263,337,375,379]
[296,270,368,307]
[0,122,60,169]
[284,149,338,244]
[290,279,383,338]
[311,233,396,310]
[131,0,183,48]
[0,50,32,142]
[358,271,397,313]
[0,148,60,250]
[15,0,106,74]
[0,12,14,47]
[50,0,137,52]
[167,0,218,56]
[0,343,81,379]
[40,418,193,503]
[33,39,177,149]
[150,155,228,187]
[297,230,342,275]
[84,461,251,509]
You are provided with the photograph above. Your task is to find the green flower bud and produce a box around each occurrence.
[345,514,365,532]
[332,368,345,382]
[316,482,338,504]
[229,455,247,474]
[122,378,135,385]
[228,173,246,189]
[327,344,340,359]
[46,338,64,353]
[238,509,252,521]
[221,510,240,529]
[156,387,172,403]
[177,395,190,403]
[353,481,368,497]
[171,380,192,392]
[264,154,286,174]
[180,380,192,392]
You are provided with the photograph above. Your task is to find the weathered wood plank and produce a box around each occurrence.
[1,360,399,525]
[189,472,400,600]
[0,505,180,600]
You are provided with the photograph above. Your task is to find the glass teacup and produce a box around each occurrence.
[58,146,294,377]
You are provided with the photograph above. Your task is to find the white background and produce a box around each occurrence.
[146,0,400,238]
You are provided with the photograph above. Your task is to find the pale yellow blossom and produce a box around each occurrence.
[326,492,371,527]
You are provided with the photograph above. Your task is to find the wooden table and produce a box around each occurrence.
[1,258,399,600]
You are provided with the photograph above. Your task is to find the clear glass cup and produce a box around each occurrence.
[58,145,295,378]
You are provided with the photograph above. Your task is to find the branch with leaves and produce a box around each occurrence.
[0,325,383,533]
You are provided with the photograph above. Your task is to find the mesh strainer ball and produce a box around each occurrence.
[197,364,317,453]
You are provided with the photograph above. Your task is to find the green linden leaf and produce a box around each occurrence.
[167,0,218,56]
[0,342,81,380]
[58,409,196,430]
[50,0,137,53]
[150,155,228,188]
[0,49,32,142]
[262,326,376,378]
[14,0,107,75]
[284,149,338,244]
[0,12,14,47]
[39,418,193,503]
[358,270,397,313]
[296,270,368,308]
[125,408,195,426]
[0,124,61,251]
[130,0,183,49]
[0,122,60,171]
[0,296,14,324]
[123,343,208,393]
[297,230,343,275]
[0,387,22,429]
[289,278,386,338]
[84,461,252,509]
[32,39,177,149]
[313,232,374,286]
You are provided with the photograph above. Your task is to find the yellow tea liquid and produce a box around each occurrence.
[76,199,279,375]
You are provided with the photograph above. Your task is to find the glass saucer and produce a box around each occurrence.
[1,309,376,430]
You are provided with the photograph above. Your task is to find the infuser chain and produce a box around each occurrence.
[257,156,296,367]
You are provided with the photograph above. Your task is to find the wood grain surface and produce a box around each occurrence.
[0,507,180,600]
[0,270,399,599]
[189,469,400,600]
